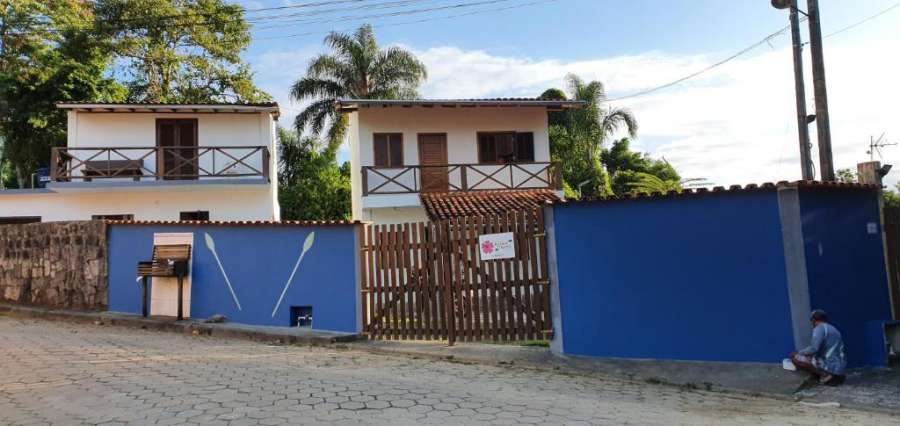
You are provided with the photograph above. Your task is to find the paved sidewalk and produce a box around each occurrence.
[1,315,897,425]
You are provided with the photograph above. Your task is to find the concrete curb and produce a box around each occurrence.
[0,304,359,346]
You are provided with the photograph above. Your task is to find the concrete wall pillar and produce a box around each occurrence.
[777,187,813,350]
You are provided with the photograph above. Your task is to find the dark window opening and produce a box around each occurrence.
[290,306,313,328]
[0,216,41,225]
[91,214,134,221]
[373,133,403,167]
[478,132,535,164]
[180,211,210,221]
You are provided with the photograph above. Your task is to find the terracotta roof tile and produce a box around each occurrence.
[553,180,881,206]
[420,189,560,221]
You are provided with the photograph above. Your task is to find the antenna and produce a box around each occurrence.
[866,133,896,161]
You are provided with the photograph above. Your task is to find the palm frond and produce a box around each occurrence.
[289,77,346,102]
[601,107,638,138]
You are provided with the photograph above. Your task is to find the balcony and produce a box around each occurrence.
[50,146,270,183]
[361,162,561,196]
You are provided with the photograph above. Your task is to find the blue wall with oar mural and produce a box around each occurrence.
[107,223,361,333]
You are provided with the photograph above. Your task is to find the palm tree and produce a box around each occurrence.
[290,24,427,148]
[542,74,638,197]
[628,172,682,196]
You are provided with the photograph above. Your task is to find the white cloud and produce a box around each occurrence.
[251,28,900,187]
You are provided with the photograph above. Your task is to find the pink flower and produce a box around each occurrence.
[482,240,494,254]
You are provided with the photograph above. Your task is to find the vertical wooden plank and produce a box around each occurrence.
[432,221,446,340]
[403,223,416,340]
[518,210,536,341]
[367,225,377,339]
[504,211,522,341]
[452,216,468,341]
[491,214,508,341]
[465,216,482,341]
[359,225,369,338]
[525,209,542,340]
[510,211,534,340]
[373,225,385,339]
[475,215,494,341]
[427,221,440,339]
[410,223,422,339]
[535,208,552,339]
[398,223,410,340]
[441,221,456,345]
[388,224,400,340]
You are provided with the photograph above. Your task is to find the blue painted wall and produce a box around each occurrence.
[799,188,892,367]
[108,224,360,333]
[552,191,796,363]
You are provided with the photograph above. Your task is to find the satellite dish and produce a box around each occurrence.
[771,0,792,9]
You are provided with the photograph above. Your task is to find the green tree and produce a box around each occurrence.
[93,0,268,103]
[277,127,351,220]
[836,168,857,183]
[290,24,427,148]
[0,0,126,186]
[541,74,638,197]
[884,189,900,209]
[602,138,680,196]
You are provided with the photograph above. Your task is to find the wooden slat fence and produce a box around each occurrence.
[882,207,900,319]
[361,209,552,344]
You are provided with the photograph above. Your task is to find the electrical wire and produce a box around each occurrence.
[607,1,900,103]
[252,0,557,40]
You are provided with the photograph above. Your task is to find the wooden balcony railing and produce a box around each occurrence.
[361,162,561,195]
[50,146,270,182]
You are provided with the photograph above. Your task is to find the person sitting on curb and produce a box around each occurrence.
[790,309,847,385]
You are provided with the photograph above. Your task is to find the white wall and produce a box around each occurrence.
[0,187,276,222]
[355,107,550,167]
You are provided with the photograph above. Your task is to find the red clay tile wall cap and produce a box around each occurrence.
[551,180,881,205]
[104,219,363,227]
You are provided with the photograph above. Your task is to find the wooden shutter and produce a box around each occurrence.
[374,134,388,166]
[389,135,403,167]
[516,132,535,162]
[374,133,402,167]
[478,134,496,163]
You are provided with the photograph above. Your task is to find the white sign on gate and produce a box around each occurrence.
[478,232,515,260]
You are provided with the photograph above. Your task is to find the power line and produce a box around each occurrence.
[253,0,557,40]
[606,24,794,102]
[607,1,900,103]
[250,0,523,30]
[823,1,900,39]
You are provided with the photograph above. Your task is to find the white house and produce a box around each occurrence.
[339,98,587,224]
[0,102,280,223]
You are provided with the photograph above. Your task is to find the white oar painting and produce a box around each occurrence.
[200,231,317,319]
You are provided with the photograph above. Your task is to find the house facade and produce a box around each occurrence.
[341,98,586,224]
[0,102,280,223]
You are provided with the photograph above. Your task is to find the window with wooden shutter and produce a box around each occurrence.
[478,132,534,163]
[516,132,535,162]
[373,133,403,167]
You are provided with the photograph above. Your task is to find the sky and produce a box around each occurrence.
[235,0,900,187]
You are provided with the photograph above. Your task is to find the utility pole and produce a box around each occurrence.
[806,0,835,181]
[788,2,814,180]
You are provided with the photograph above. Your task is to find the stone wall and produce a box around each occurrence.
[0,221,107,310]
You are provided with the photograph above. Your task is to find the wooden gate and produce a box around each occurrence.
[360,209,552,344]
[882,207,900,319]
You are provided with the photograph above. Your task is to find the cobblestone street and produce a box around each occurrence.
[1,316,897,425]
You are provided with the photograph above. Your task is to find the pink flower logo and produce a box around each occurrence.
[481,240,495,254]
